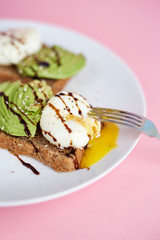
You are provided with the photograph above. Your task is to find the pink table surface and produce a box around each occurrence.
[0,0,160,239]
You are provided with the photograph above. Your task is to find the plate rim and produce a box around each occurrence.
[0,18,146,207]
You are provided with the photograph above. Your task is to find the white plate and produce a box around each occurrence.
[0,19,146,207]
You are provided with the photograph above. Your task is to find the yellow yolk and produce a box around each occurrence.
[66,115,100,138]
[80,123,119,168]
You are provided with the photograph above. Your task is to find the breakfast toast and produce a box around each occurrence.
[0,65,70,95]
[0,129,84,172]
[0,28,87,172]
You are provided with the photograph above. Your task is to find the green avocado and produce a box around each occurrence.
[17,45,86,79]
[0,80,53,138]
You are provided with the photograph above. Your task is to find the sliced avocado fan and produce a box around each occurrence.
[17,45,86,79]
[0,80,53,138]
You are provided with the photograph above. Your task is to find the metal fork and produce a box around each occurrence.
[88,107,160,140]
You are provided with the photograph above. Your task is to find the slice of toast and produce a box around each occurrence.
[0,129,84,172]
[0,65,70,95]
[0,65,85,172]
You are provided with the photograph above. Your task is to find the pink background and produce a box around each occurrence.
[0,0,160,239]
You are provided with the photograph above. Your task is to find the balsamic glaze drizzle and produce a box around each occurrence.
[48,103,72,133]
[56,92,91,116]
[0,31,25,44]
[52,46,61,66]
[28,84,39,102]
[68,92,82,115]
[28,140,39,153]
[0,92,31,137]
[13,153,40,175]
[38,61,50,68]
[37,82,48,100]
[55,94,71,114]
[70,148,79,170]
[42,130,58,143]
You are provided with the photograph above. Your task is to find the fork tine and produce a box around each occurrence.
[88,107,160,140]
[93,107,143,120]
[91,111,142,124]
[90,117,139,128]
[89,112,142,128]
[89,108,143,127]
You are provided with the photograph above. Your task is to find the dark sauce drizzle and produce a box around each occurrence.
[0,92,31,137]
[57,92,91,116]
[74,155,80,170]
[38,61,50,68]
[70,148,79,170]
[13,153,39,175]
[70,92,91,109]
[10,39,21,53]
[0,31,25,44]
[37,82,48,100]
[42,130,58,143]
[56,92,89,116]
[48,103,72,133]
[0,92,4,96]
[68,92,82,115]
[28,83,47,104]
[11,101,36,126]
[65,148,79,169]
[55,94,71,114]
[84,145,88,150]
[28,84,40,102]
[34,55,50,68]
[28,140,39,153]
[0,31,25,54]
[52,46,61,66]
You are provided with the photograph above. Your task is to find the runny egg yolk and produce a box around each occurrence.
[80,122,119,168]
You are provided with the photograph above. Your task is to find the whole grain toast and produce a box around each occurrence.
[0,65,85,172]
[0,129,84,172]
[0,65,70,95]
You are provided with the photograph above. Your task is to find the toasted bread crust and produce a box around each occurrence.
[0,65,85,172]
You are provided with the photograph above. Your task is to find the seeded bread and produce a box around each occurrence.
[0,65,85,172]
